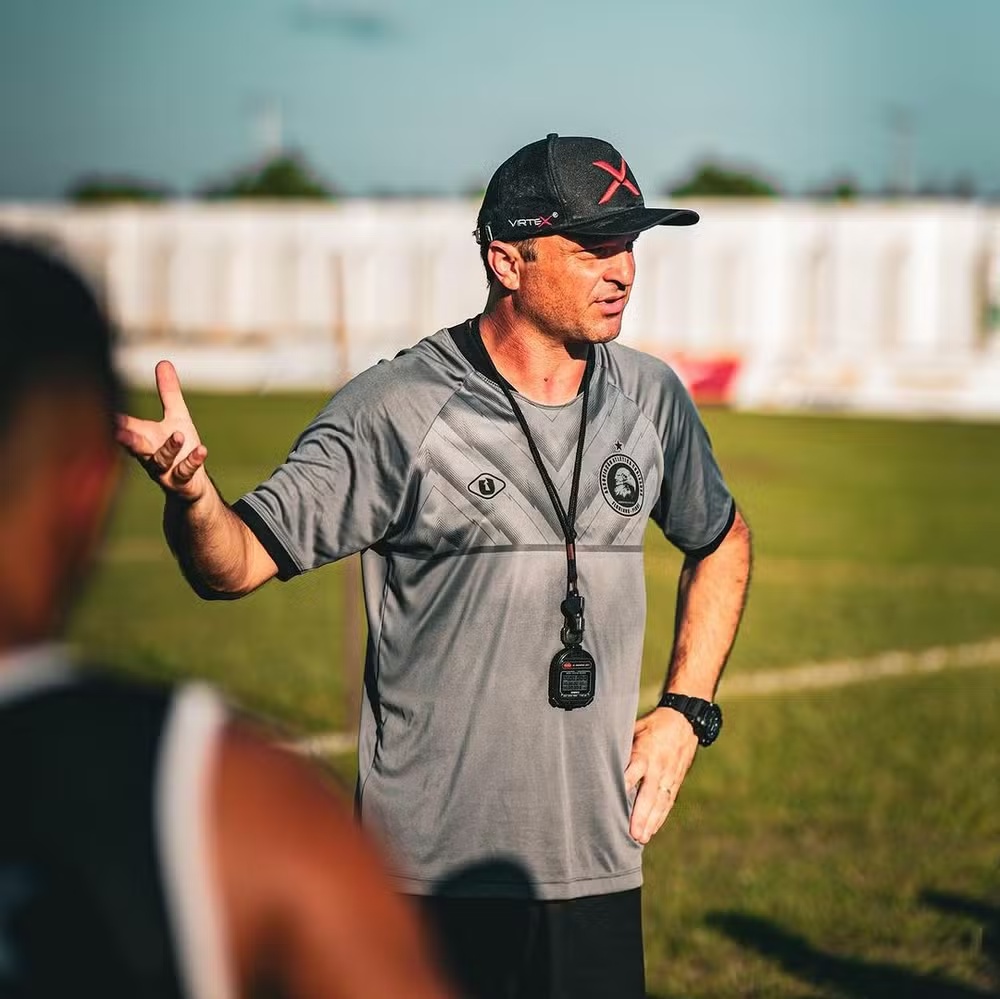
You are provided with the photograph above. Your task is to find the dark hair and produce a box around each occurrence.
[0,238,122,438]
[477,235,538,286]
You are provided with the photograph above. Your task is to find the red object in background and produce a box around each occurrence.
[662,353,743,405]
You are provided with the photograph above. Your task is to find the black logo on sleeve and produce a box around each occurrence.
[468,473,507,499]
[600,454,644,516]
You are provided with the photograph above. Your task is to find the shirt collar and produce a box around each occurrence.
[0,642,75,706]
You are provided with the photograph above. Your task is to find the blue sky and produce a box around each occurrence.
[2,0,999,199]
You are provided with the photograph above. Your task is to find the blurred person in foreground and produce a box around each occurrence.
[0,239,455,999]
[118,133,753,998]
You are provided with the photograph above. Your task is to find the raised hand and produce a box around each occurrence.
[115,360,209,501]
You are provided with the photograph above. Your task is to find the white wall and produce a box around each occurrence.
[2,198,999,416]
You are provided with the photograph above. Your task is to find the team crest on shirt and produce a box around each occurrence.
[599,453,644,516]
[468,473,506,499]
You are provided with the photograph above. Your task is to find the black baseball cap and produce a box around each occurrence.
[476,133,698,246]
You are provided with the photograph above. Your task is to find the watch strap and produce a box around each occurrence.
[657,692,721,746]
[658,692,696,715]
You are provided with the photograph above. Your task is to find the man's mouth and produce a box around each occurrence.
[597,296,626,316]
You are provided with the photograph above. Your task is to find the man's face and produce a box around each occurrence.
[514,232,638,346]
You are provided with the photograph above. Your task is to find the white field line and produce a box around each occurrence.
[291,637,1000,757]
[639,636,1000,708]
[293,730,357,757]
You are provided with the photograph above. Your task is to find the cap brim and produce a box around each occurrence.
[560,206,699,237]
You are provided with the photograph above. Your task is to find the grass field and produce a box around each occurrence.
[71,393,1000,997]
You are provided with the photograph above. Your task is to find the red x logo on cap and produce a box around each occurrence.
[593,158,640,205]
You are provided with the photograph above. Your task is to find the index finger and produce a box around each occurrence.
[624,756,646,793]
[114,415,154,459]
[154,360,190,420]
[629,779,671,844]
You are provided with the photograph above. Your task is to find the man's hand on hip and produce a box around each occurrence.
[624,707,700,844]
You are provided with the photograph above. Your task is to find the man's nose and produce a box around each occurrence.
[605,250,635,288]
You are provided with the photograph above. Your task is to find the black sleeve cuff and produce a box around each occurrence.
[683,498,737,560]
[232,498,301,581]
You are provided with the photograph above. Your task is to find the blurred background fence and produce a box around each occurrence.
[2,198,1000,417]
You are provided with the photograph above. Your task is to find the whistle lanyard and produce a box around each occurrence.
[472,324,594,603]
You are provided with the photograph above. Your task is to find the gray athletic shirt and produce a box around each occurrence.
[235,320,735,901]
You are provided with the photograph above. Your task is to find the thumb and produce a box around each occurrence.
[155,360,189,419]
[624,756,646,793]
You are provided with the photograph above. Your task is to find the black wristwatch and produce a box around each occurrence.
[657,693,723,747]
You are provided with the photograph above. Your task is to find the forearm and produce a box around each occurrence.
[627,511,751,844]
[664,510,752,698]
[162,481,267,599]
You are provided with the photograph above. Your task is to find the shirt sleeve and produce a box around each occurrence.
[232,365,419,580]
[650,368,736,557]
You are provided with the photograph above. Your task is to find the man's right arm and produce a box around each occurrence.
[162,485,277,599]
[116,361,277,598]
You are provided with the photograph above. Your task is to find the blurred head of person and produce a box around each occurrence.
[0,238,124,650]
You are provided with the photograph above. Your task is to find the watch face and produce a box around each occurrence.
[695,703,723,746]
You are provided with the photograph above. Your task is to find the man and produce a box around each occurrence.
[118,133,753,998]
[0,239,455,999]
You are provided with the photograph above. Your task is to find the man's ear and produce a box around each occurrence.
[58,441,121,545]
[487,241,523,291]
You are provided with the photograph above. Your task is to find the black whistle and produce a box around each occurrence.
[560,592,586,647]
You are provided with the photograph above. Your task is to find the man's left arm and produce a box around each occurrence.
[625,508,752,844]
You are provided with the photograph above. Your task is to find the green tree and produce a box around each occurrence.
[200,151,334,200]
[668,161,780,198]
[67,175,171,204]
[810,175,861,201]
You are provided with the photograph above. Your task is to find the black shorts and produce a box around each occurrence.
[418,888,645,999]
